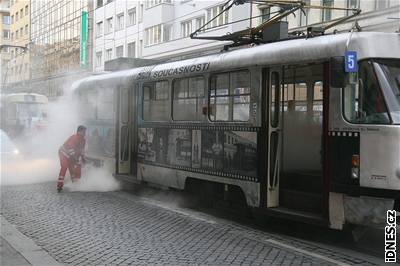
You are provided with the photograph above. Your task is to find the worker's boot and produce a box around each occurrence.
[57,176,64,192]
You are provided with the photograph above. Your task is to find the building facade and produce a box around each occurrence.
[8,0,30,85]
[93,0,400,73]
[5,0,93,97]
[93,0,251,72]
[29,0,93,97]
[0,0,10,89]
[257,0,400,33]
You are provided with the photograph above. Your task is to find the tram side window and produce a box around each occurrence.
[209,70,250,121]
[173,76,205,121]
[97,89,114,120]
[343,60,390,124]
[6,103,17,119]
[143,80,169,121]
[80,90,97,120]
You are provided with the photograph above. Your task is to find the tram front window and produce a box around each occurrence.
[343,60,390,124]
[374,59,400,123]
[17,103,47,121]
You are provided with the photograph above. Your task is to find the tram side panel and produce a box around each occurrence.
[136,68,263,207]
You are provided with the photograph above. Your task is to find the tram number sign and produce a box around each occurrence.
[345,51,358,73]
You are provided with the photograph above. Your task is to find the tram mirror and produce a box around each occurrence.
[330,57,345,88]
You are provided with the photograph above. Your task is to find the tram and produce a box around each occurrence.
[0,93,48,138]
[73,31,400,229]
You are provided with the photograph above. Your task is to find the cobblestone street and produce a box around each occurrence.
[1,182,383,265]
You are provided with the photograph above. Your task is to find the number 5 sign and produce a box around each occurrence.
[345,51,358,72]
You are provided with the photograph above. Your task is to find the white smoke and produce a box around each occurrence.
[64,165,120,192]
[1,83,121,191]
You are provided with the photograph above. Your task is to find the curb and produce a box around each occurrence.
[0,215,61,266]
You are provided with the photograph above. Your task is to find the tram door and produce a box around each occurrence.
[267,68,283,207]
[279,63,325,214]
[118,87,131,174]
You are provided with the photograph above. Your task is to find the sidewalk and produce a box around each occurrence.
[0,216,60,266]
[0,236,30,266]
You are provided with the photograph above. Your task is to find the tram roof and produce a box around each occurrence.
[3,93,48,103]
[73,31,400,91]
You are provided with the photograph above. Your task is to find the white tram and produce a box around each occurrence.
[73,32,400,229]
[0,93,48,138]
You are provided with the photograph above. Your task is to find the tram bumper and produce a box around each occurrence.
[330,192,394,229]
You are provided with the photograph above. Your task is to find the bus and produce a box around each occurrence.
[72,31,400,230]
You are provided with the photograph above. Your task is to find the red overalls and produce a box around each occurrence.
[57,133,86,190]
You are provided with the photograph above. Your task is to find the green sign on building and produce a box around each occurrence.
[80,11,87,68]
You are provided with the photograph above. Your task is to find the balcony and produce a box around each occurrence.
[143,2,174,29]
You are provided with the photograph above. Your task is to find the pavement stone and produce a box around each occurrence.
[1,182,383,266]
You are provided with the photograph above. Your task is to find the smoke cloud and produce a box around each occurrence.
[1,83,121,191]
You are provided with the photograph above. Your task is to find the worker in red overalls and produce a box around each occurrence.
[57,125,86,192]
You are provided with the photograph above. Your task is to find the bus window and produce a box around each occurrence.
[143,80,169,121]
[343,60,390,124]
[209,70,250,122]
[173,76,205,121]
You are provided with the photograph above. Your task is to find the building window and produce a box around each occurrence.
[96,51,102,66]
[20,9,23,19]
[376,0,389,10]
[207,5,229,28]
[116,13,124,31]
[96,21,103,37]
[173,76,205,121]
[3,15,10,25]
[163,24,172,42]
[139,4,143,22]
[145,0,171,9]
[15,12,18,21]
[260,8,270,22]
[3,30,10,39]
[97,0,103,8]
[11,15,13,24]
[299,0,310,26]
[347,0,360,10]
[145,24,162,45]
[105,48,112,61]
[143,80,170,121]
[322,0,333,22]
[11,32,13,41]
[127,42,135,57]
[15,30,18,39]
[209,70,251,121]
[106,17,113,34]
[25,5,28,16]
[181,20,192,38]
[24,25,28,35]
[127,8,136,26]
[116,45,124,58]
[195,16,205,32]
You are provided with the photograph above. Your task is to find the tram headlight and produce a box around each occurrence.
[351,154,360,179]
